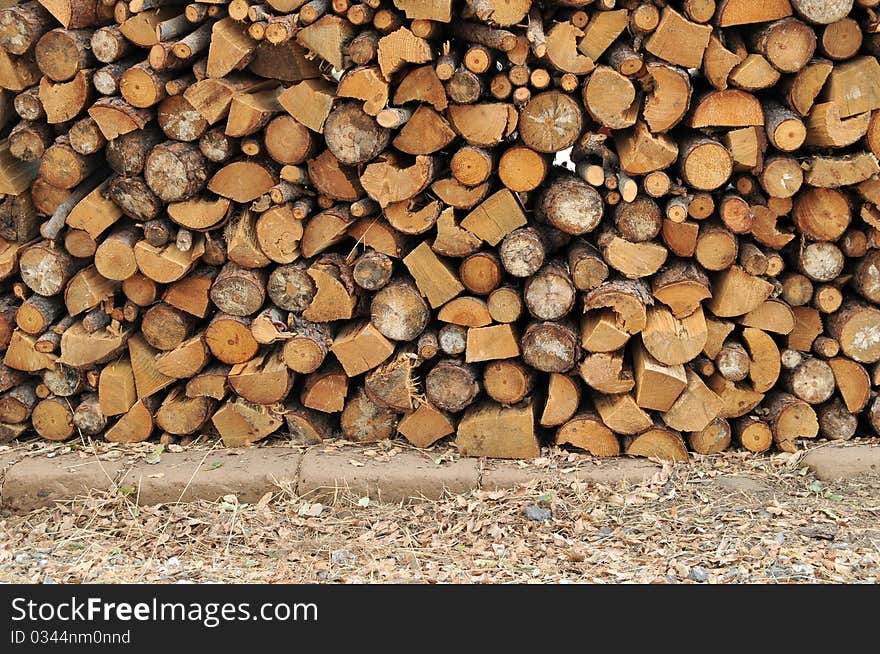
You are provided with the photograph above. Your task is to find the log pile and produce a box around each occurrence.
[1,0,880,461]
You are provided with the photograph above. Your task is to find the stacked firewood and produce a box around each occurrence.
[1,0,880,461]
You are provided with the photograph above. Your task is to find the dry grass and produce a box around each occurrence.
[1,436,879,584]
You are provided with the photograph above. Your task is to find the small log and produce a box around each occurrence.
[362,348,418,412]
[98,357,137,416]
[204,313,258,365]
[229,349,293,405]
[155,388,214,435]
[661,368,723,432]
[438,324,466,356]
[423,358,478,414]
[765,391,819,452]
[465,323,520,363]
[279,318,331,374]
[817,397,857,441]
[784,356,836,404]
[521,320,578,373]
[535,175,603,236]
[733,415,773,453]
[267,262,316,313]
[32,395,75,441]
[518,90,583,154]
[212,397,282,447]
[522,260,575,321]
[0,383,37,423]
[283,401,334,445]
[556,411,619,457]
[688,417,732,455]
[15,294,61,335]
[798,242,845,283]
[632,341,687,411]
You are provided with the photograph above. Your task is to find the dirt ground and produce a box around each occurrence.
[1,437,879,583]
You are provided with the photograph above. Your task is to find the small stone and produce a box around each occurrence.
[331,549,357,566]
[689,566,709,583]
[721,568,739,582]
[524,504,552,521]
[790,563,815,578]
[768,565,790,579]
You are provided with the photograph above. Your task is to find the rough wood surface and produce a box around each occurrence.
[0,0,876,462]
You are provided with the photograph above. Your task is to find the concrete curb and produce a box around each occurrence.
[1,443,878,513]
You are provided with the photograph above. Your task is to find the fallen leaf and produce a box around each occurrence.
[298,502,324,516]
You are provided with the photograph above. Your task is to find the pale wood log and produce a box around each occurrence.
[455,399,538,459]
[556,411,619,456]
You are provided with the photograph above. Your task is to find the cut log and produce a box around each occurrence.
[641,305,706,366]
[594,392,652,436]
[539,372,580,428]
[465,323,520,363]
[454,399,538,459]
[364,349,418,412]
[518,91,583,154]
[827,301,880,363]
[556,412,619,456]
[651,261,710,318]
[690,90,764,128]
[579,350,634,395]
[437,296,491,327]
[397,401,454,448]
[212,397,282,447]
[706,266,774,317]
[828,357,870,413]
[331,319,394,376]
[625,426,689,462]
[687,417,732,455]
[661,368,723,432]
[360,153,434,208]
[616,122,679,175]
[632,341,687,412]
[741,327,782,394]
[403,242,464,308]
[765,391,818,452]
[229,349,293,405]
